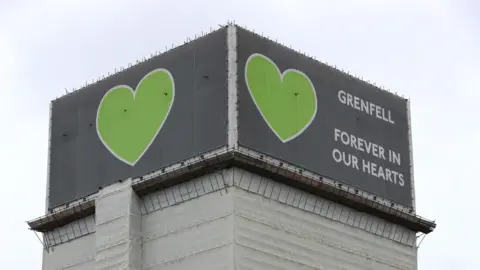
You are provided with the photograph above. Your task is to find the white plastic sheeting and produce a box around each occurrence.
[142,168,416,246]
[44,215,95,248]
[234,187,416,269]
[141,172,230,215]
[42,168,417,270]
[142,168,417,270]
[95,179,142,270]
[233,169,416,246]
[142,184,234,269]
[42,232,95,270]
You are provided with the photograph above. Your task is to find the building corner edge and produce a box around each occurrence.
[406,99,416,213]
[227,24,238,151]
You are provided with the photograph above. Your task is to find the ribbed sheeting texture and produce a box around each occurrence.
[44,215,95,249]
[142,187,234,269]
[95,179,142,270]
[42,168,417,270]
[42,232,95,270]
[142,168,417,270]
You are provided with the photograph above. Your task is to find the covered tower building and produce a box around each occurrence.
[28,24,435,270]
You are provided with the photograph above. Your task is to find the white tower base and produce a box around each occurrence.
[41,167,417,270]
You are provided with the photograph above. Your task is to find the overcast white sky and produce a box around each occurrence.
[0,0,478,269]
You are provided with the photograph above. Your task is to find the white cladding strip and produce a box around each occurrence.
[45,101,53,214]
[227,24,238,149]
[95,179,142,270]
[406,98,416,213]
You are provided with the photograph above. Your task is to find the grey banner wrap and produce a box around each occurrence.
[237,27,413,206]
[48,28,228,209]
[48,26,413,208]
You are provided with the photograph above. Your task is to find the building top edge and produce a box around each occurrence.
[28,147,435,234]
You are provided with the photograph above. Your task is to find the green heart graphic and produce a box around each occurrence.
[245,53,317,142]
[96,68,175,165]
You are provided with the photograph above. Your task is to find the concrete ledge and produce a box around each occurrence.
[27,197,95,233]
[27,147,232,233]
[27,146,435,234]
[132,147,233,196]
[232,147,436,234]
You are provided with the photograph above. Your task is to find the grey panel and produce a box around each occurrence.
[48,28,228,208]
[237,27,412,206]
[49,96,78,205]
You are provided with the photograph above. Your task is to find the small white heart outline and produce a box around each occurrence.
[245,53,318,143]
[96,68,175,166]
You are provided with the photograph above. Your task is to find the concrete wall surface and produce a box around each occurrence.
[42,168,417,270]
